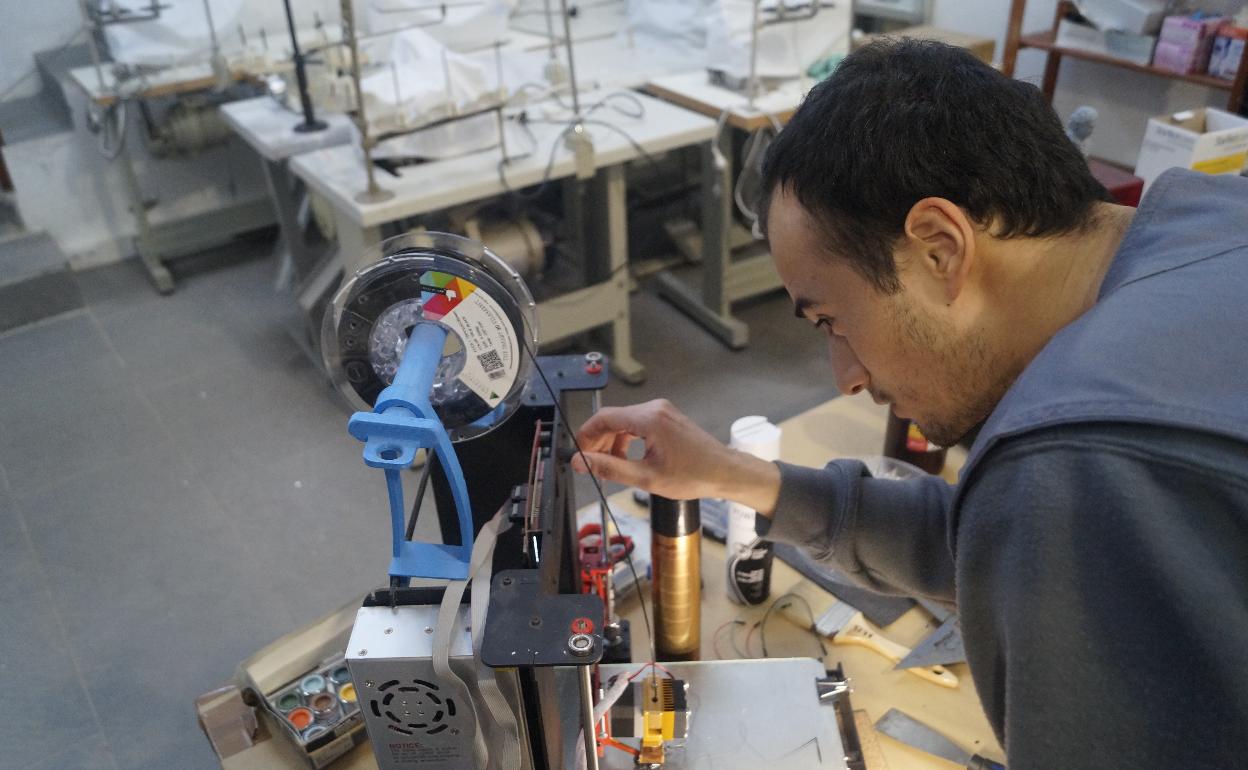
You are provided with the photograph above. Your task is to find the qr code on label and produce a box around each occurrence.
[478,349,504,376]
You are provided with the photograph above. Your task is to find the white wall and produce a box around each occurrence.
[930,0,1235,167]
[0,0,82,101]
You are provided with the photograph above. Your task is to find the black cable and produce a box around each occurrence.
[760,592,828,659]
[496,118,566,200]
[552,90,645,121]
[405,454,435,540]
[518,335,657,670]
[581,119,663,176]
[523,116,663,179]
[497,89,652,200]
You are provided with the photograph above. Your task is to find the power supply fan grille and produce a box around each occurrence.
[368,678,459,736]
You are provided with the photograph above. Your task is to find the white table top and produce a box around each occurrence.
[219,97,356,163]
[68,63,236,105]
[289,89,717,228]
[647,69,812,126]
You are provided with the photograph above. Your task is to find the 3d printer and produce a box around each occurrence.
[320,232,857,769]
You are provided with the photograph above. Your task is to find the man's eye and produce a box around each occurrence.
[814,318,833,331]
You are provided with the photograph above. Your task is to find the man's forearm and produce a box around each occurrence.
[716,451,782,516]
[766,459,959,600]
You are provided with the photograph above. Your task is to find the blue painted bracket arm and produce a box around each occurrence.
[346,322,475,581]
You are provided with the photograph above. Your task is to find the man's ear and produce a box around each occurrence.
[903,197,976,304]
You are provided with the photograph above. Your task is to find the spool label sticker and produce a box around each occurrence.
[420,271,518,407]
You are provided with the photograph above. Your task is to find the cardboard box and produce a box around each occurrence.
[1055,17,1157,66]
[1158,13,1225,47]
[1209,24,1247,79]
[1153,13,1224,73]
[1134,107,1248,190]
[1152,39,1204,73]
[196,597,377,770]
[855,25,997,64]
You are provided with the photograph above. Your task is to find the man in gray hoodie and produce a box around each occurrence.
[574,40,1248,769]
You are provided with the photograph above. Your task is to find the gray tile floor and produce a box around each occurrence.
[0,243,835,769]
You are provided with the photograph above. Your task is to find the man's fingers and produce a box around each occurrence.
[571,451,649,489]
[577,403,662,447]
[611,432,635,459]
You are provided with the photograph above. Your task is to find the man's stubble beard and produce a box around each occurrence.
[892,296,1018,448]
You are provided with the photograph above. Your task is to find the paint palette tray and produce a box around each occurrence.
[264,655,364,756]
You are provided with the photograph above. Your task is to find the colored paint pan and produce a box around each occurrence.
[303,725,328,741]
[337,682,357,705]
[288,707,314,731]
[300,674,327,696]
[329,666,351,686]
[310,693,339,722]
[275,691,303,713]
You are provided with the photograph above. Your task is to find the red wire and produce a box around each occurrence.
[712,620,735,659]
[626,661,675,682]
[601,736,640,757]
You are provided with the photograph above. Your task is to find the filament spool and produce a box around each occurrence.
[321,232,539,442]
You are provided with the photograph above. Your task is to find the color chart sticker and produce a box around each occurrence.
[420,271,519,408]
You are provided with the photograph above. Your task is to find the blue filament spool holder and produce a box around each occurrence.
[321,233,538,582]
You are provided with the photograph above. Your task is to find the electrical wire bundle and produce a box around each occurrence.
[712,592,828,660]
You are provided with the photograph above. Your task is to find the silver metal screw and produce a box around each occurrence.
[357,649,367,656]
[384,628,393,635]
[567,634,594,656]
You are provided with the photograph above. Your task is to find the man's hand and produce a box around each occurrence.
[572,399,782,515]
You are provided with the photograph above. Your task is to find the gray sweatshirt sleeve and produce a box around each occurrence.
[766,459,958,602]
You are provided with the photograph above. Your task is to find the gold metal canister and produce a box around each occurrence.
[651,496,701,661]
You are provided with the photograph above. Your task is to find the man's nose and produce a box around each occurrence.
[827,335,869,396]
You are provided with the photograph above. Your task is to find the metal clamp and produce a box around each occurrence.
[815,675,851,703]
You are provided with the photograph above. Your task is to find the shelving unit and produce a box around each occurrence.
[1003,0,1248,114]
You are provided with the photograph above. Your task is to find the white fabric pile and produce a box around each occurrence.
[359,27,508,159]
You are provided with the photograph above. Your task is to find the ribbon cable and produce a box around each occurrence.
[432,506,521,770]
[573,672,633,770]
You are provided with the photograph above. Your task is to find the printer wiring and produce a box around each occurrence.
[520,337,661,687]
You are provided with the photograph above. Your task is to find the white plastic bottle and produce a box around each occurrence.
[725,416,781,605]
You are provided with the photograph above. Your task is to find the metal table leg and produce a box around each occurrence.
[655,137,750,349]
[336,210,383,272]
[296,206,382,361]
[536,164,645,384]
[260,156,316,290]
[599,164,645,384]
[118,136,175,295]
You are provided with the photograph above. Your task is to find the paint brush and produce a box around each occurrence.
[815,601,959,688]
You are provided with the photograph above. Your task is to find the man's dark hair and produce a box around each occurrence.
[758,39,1111,293]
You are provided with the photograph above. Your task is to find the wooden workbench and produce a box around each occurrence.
[610,391,1001,769]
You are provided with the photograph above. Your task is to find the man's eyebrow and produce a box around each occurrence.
[792,298,813,319]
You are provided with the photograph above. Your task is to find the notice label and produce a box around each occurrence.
[419,271,519,408]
